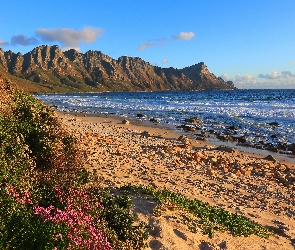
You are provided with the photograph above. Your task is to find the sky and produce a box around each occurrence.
[0,0,295,89]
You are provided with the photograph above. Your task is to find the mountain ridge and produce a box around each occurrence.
[0,45,235,93]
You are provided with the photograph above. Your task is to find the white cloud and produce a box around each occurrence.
[36,27,103,50]
[281,71,295,78]
[258,71,279,79]
[138,42,155,51]
[221,73,230,81]
[138,31,195,51]
[221,73,257,88]
[222,71,295,89]
[173,32,195,40]
[258,71,295,79]
[10,34,38,46]
[162,58,168,64]
[0,38,9,47]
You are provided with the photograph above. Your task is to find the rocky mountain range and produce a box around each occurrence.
[0,45,235,93]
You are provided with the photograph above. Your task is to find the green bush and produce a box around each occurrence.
[0,77,149,249]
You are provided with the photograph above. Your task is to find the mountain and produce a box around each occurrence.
[0,45,235,93]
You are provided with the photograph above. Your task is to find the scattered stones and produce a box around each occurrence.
[61,115,295,250]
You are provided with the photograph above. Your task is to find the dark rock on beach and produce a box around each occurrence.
[184,117,202,123]
[149,117,159,123]
[136,113,146,118]
[265,155,276,162]
[268,121,279,126]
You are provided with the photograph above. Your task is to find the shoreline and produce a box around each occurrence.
[37,89,295,160]
[60,111,295,166]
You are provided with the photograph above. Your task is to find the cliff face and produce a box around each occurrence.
[0,45,235,93]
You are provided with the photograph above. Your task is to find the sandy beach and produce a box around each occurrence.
[59,112,295,250]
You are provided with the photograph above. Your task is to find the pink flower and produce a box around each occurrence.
[33,187,112,250]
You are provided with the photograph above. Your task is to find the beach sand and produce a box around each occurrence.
[59,112,295,250]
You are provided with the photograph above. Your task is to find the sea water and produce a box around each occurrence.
[35,89,295,153]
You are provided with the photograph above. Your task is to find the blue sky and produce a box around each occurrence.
[1,0,295,89]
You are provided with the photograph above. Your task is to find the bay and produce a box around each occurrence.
[35,89,295,155]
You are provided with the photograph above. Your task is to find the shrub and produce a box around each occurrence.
[0,76,149,249]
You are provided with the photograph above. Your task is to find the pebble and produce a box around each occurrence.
[61,116,295,224]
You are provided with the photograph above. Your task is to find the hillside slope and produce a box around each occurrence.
[0,45,235,93]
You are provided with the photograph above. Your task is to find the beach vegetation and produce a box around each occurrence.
[0,75,273,249]
[0,77,148,249]
[121,184,274,239]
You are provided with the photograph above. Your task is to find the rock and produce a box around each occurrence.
[216,145,238,153]
[216,134,228,141]
[265,155,276,162]
[219,241,227,249]
[177,124,196,132]
[183,125,196,132]
[141,131,151,137]
[206,168,215,176]
[235,170,242,176]
[234,135,246,143]
[288,143,295,153]
[199,241,216,250]
[268,121,279,126]
[223,167,229,173]
[196,136,208,141]
[122,119,130,125]
[149,117,159,123]
[136,113,146,118]
[265,146,278,153]
[150,225,163,237]
[226,125,237,130]
[178,135,191,144]
[185,117,202,123]
[244,170,251,177]
[210,157,218,163]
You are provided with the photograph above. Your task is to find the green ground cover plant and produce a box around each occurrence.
[121,184,274,239]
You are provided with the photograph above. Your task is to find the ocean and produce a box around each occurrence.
[35,89,295,157]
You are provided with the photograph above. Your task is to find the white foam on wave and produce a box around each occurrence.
[35,90,295,146]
